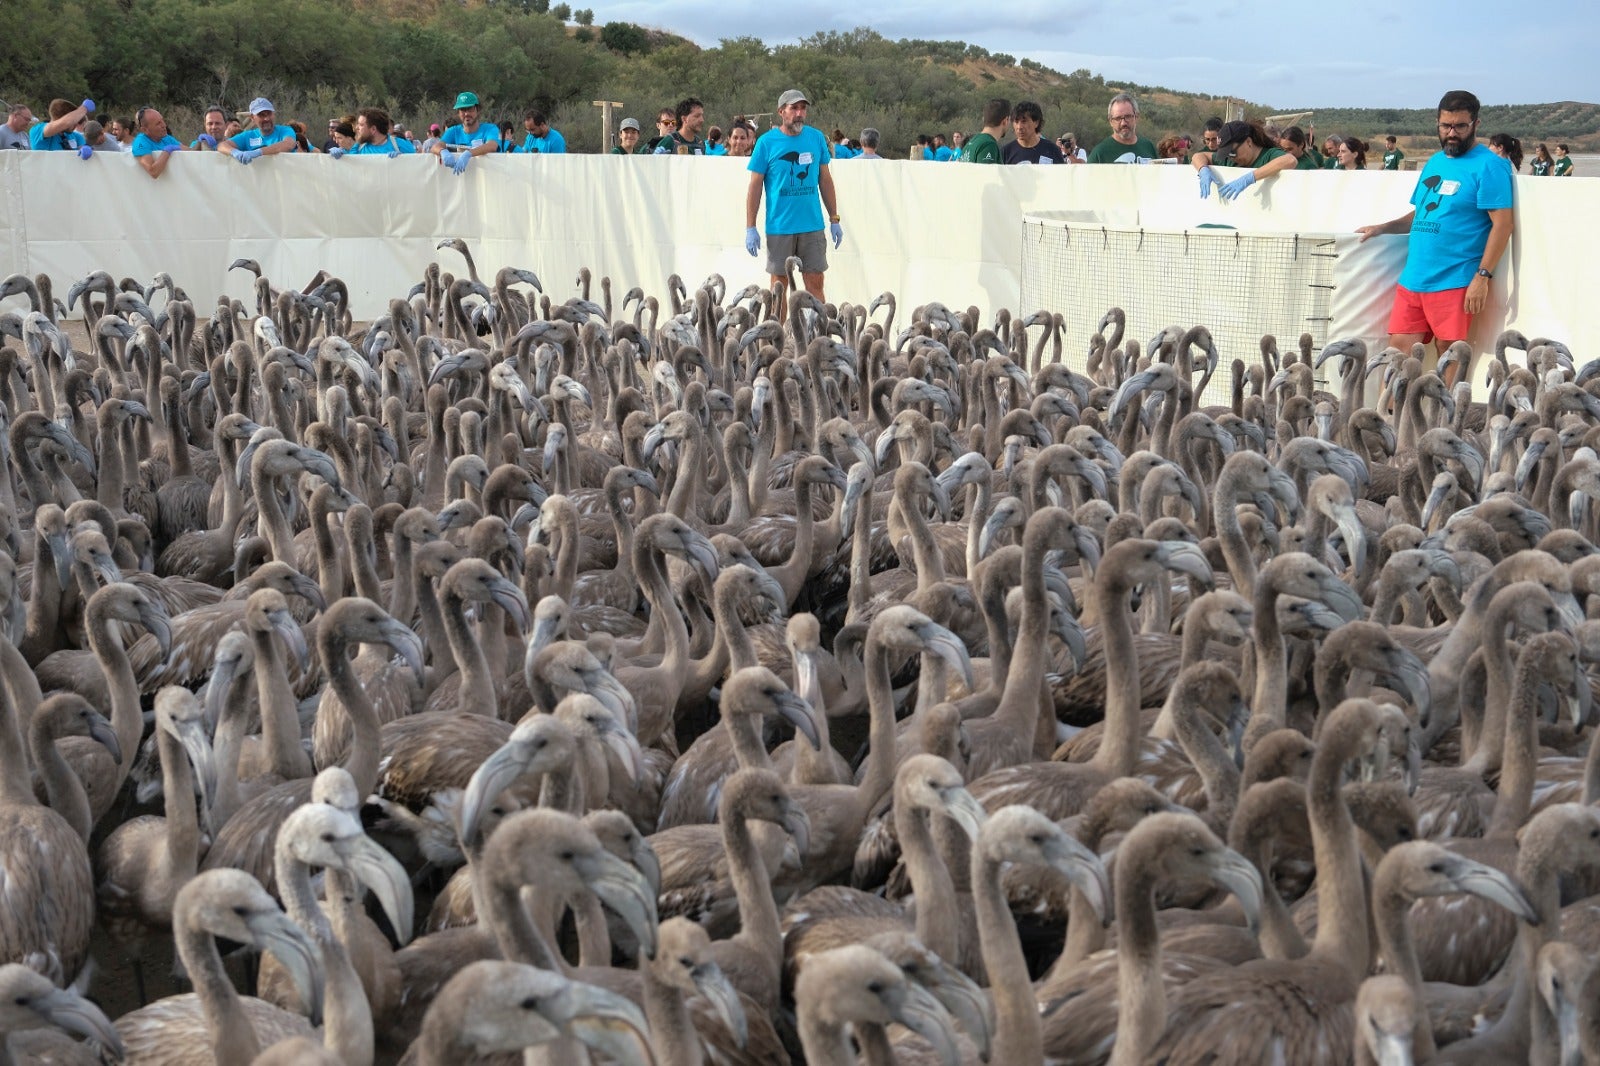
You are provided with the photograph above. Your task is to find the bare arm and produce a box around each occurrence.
[40,105,88,138]
[745,171,764,229]
[137,147,174,179]
[1357,209,1415,243]
[1191,150,1214,171]
[469,138,499,157]
[259,136,296,157]
[1464,207,1515,314]
[1251,152,1298,181]
[817,164,838,220]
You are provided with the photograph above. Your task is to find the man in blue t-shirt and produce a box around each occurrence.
[340,108,414,157]
[1358,89,1514,387]
[29,98,94,155]
[130,107,184,178]
[744,88,843,322]
[189,107,227,151]
[517,109,566,154]
[218,98,299,165]
[432,91,500,175]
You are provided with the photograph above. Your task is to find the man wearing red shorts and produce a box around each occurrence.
[1357,89,1514,388]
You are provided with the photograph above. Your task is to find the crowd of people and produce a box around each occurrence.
[0,88,1582,183]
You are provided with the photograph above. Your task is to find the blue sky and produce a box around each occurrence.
[601,0,1597,109]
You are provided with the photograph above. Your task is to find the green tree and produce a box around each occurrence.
[575,9,593,26]
[551,3,570,20]
[601,22,648,55]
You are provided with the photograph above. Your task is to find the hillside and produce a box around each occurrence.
[1283,102,1600,150]
[3,0,1591,154]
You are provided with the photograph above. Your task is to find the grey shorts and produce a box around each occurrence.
[766,229,827,277]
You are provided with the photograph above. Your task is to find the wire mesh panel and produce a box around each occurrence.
[1019,214,1338,407]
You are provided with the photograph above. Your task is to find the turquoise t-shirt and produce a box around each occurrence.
[1398,143,1514,293]
[28,122,84,151]
[228,126,299,152]
[748,125,830,236]
[706,142,728,156]
[934,145,955,162]
[350,136,415,156]
[442,123,500,151]
[518,129,566,154]
[131,133,182,157]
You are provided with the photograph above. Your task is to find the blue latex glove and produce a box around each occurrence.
[197,134,216,149]
[448,150,471,174]
[829,221,844,249]
[77,145,93,160]
[1220,171,1257,201]
[81,99,95,114]
[234,148,261,165]
[744,227,760,257]
[1197,165,1220,198]
[327,147,345,159]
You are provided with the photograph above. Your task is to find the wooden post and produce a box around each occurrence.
[593,100,624,149]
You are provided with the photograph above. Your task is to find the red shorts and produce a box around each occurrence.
[1387,284,1472,344]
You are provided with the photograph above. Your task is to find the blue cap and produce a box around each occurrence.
[248,97,275,115]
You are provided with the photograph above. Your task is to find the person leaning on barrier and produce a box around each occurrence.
[30,98,94,155]
[130,107,184,178]
[0,104,32,150]
[190,107,226,151]
[1193,119,1297,201]
[1276,126,1320,171]
[517,110,566,154]
[342,108,414,157]
[433,91,499,175]
[1357,89,1514,388]
[217,98,299,165]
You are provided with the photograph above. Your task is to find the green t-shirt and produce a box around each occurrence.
[1294,151,1321,170]
[1323,155,1341,170]
[1215,144,1287,169]
[610,144,649,154]
[1531,158,1551,176]
[961,132,1001,164]
[1382,148,1404,170]
[1554,156,1573,176]
[1086,134,1157,164]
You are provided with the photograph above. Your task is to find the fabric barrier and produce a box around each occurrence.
[0,151,1587,381]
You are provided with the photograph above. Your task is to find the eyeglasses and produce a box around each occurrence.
[1438,121,1474,133]
[1110,113,1136,123]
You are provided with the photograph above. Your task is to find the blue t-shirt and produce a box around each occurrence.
[934,146,955,162]
[228,126,299,152]
[349,136,415,156]
[706,142,728,156]
[28,123,84,152]
[1399,143,1514,293]
[518,129,566,154]
[748,125,830,236]
[833,144,855,159]
[442,123,500,151]
[131,133,182,158]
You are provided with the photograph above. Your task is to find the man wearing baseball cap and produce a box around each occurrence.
[612,117,645,155]
[217,98,299,164]
[432,91,499,175]
[745,88,842,322]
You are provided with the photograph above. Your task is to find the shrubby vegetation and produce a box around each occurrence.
[2,1,1588,154]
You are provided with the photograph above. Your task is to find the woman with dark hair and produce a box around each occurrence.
[287,120,316,153]
[1192,118,1297,200]
[1488,133,1523,172]
[1277,126,1322,170]
[1530,143,1553,176]
[1337,135,1368,170]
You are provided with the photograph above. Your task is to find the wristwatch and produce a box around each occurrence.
[1476,268,1493,279]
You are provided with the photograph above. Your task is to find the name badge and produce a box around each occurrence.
[798,152,813,164]
[1439,179,1460,195]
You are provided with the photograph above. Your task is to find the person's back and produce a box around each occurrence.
[962,99,1009,165]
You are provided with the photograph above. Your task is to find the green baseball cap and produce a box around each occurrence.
[453,91,480,110]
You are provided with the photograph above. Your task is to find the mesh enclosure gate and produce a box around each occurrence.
[1019,214,1338,407]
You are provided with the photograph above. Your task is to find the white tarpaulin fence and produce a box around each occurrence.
[0,151,1589,389]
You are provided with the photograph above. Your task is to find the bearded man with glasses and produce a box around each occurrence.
[1357,89,1514,387]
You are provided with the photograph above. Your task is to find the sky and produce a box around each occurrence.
[600,0,1599,110]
